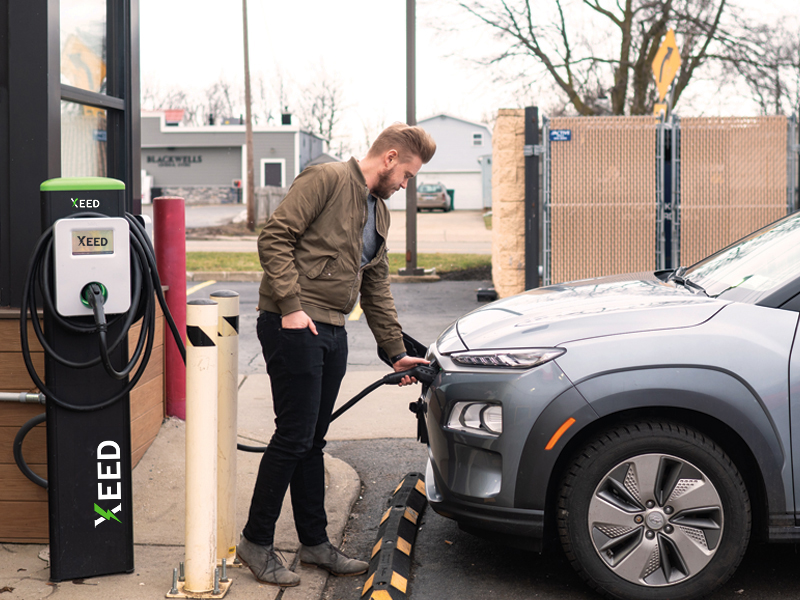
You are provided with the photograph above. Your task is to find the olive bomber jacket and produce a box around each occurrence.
[257,157,407,359]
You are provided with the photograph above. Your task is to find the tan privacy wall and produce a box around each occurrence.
[678,116,788,266]
[491,109,526,298]
[549,116,659,284]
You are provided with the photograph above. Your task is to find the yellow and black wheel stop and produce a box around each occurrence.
[361,472,427,600]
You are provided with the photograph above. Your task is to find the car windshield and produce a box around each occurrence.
[685,211,800,303]
[418,184,441,193]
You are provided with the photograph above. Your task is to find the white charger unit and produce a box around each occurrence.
[53,217,131,317]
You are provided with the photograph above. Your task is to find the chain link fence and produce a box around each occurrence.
[540,114,799,285]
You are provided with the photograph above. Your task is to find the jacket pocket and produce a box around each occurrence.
[298,253,339,279]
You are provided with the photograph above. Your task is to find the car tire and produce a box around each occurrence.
[557,421,750,600]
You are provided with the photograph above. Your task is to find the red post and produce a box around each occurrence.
[154,196,187,419]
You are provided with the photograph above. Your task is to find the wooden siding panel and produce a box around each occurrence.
[0,403,46,427]
[0,464,48,501]
[0,319,43,353]
[130,402,164,468]
[0,305,165,541]
[0,352,43,391]
[0,423,47,465]
[0,501,49,541]
[130,374,164,422]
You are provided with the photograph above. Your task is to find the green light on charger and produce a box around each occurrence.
[80,282,108,308]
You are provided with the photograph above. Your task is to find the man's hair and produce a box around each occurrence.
[367,123,436,164]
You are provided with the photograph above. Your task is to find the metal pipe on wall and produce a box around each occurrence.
[0,392,45,403]
[210,290,239,564]
[184,299,219,593]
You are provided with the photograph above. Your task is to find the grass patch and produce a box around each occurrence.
[187,252,490,274]
[187,252,261,272]
[387,253,489,274]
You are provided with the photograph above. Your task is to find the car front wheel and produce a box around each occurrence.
[558,421,750,600]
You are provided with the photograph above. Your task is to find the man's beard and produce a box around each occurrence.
[372,165,398,200]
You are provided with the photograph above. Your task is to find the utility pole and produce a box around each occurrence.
[243,0,256,231]
[399,0,423,276]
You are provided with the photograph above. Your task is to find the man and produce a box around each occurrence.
[237,123,437,586]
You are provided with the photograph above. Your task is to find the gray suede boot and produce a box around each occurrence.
[237,535,301,587]
[298,541,368,576]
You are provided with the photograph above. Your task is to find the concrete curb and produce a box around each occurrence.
[187,272,441,283]
[187,271,262,282]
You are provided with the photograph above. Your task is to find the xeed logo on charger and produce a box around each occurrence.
[94,441,123,528]
[94,503,121,527]
[71,197,101,208]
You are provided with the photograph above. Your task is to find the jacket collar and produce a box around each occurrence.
[347,157,367,188]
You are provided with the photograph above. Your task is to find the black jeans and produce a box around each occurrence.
[243,311,348,547]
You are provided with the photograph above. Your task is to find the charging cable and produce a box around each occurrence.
[20,212,186,412]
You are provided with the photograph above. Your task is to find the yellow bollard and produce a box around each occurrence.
[210,290,239,564]
[184,299,218,593]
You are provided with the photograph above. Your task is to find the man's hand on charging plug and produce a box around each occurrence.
[282,310,318,334]
[393,355,430,387]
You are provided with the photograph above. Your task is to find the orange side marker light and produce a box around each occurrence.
[545,418,576,450]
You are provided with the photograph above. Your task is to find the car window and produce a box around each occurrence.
[418,184,441,193]
[686,211,800,303]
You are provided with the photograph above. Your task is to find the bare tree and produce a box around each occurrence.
[456,0,790,116]
[204,77,241,124]
[298,69,347,142]
[712,19,800,115]
[141,80,203,124]
[358,112,388,157]
[252,75,274,125]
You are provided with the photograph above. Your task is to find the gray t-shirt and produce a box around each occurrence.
[361,193,379,267]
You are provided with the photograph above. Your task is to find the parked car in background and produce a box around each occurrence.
[417,182,450,212]
[417,210,800,600]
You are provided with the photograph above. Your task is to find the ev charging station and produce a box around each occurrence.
[34,178,136,581]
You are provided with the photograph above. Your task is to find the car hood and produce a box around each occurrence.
[450,274,729,351]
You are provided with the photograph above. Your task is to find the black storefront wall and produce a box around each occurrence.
[0,0,140,309]
[1,0,61,309]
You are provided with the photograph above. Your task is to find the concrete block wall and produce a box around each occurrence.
[491,109,526,298]
[154,186,239,205]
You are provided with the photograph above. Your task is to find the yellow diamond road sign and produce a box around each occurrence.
[652,29,681,102]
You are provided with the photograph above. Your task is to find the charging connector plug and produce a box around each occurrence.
[83,282,131,380]
[81,282,108,309]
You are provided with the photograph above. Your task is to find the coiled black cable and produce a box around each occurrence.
[15,212,188,486]
[13,413,47,488]
[19,212,186,412]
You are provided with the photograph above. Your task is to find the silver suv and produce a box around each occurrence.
[421,211,800,600]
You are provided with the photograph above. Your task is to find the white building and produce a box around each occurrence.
[387,114,492,211]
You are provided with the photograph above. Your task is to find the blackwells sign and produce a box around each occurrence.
[146,155,202,167]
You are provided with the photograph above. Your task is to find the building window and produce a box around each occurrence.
[60,0,107,94]
[261,159,286,187]
[61,101,107,177]
[472,132,484,147]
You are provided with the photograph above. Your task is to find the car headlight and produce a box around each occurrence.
[450,348,565,368]
[447,402,503,435]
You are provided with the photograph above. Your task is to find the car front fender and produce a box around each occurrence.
[576,366,786,513]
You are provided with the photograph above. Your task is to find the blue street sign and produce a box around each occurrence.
[550,129,572,142]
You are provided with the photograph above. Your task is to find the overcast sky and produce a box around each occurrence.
[139,0,798,153]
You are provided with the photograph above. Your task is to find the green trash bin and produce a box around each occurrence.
[446,189,454,211]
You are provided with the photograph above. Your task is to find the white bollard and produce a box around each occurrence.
[210,290,239,564]
[184,299,219,593]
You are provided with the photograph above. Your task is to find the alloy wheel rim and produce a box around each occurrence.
[587,453,724,587]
